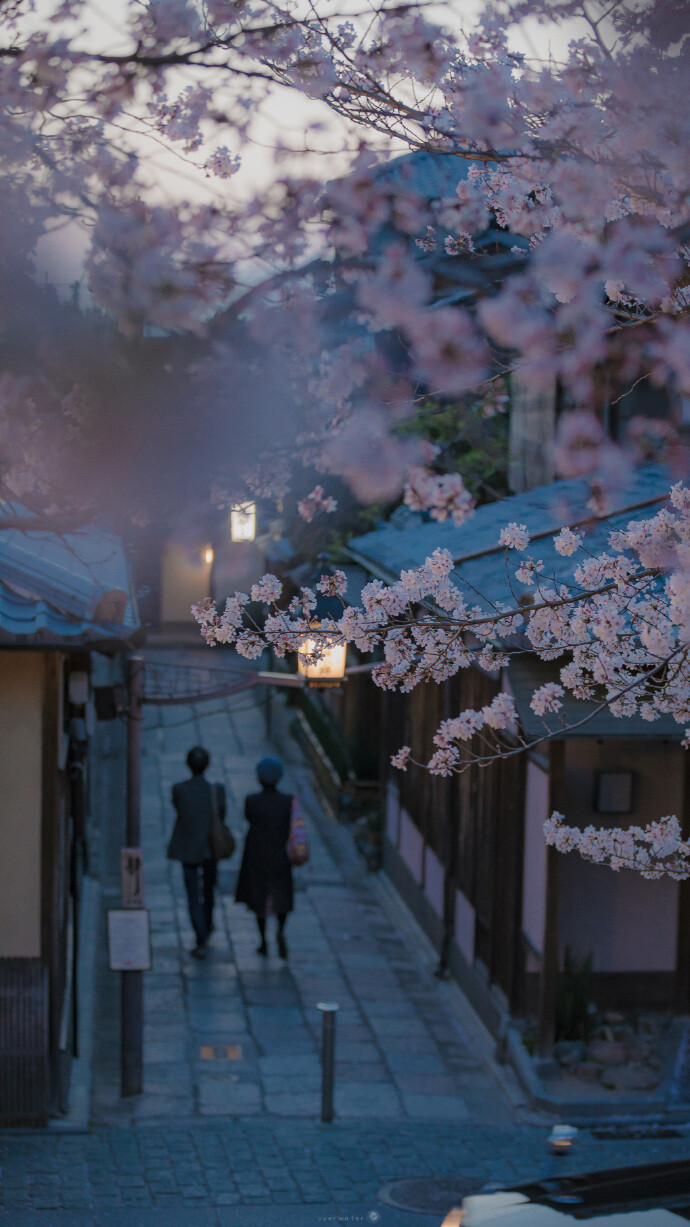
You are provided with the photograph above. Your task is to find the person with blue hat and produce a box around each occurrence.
[235,756,294,958]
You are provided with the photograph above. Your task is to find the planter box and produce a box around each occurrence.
[507,1021,690,1123]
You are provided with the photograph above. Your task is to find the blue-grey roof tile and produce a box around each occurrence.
[0,504,139,646]
[348,464,671,611]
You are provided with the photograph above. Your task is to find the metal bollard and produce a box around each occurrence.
[543,1125,578,1182]
[317,1002,339,1123]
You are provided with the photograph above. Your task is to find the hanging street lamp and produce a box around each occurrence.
[230,502,256,542]
[295,562,347,688]
[297,636,347,686]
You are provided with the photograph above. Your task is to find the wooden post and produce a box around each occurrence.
[674,752,690,1012]
[121,655,144,1098]
[436,682,457,979]
[41,653,62,1119]
[538,739,564,1057]
[436,781,457,980]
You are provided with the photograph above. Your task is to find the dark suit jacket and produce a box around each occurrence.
[167,777,226,864]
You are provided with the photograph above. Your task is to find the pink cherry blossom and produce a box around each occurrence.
[409,307,488,397]
[553,527,583,557]
[482,692,517,730]
[404,468,475,527]
[499,522,530,551]
[297,486,338,523]
[391,745,411,771]
[250,575,283,604]
[205,147,241,179]
[515,557,544,585]
[317,571,348,598]
[530,682,565,716]
[544,813,690,880]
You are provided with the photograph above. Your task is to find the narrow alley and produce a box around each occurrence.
[92,648,511,1128]
[2,649,689,1227]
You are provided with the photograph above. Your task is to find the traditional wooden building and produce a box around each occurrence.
[345,463,689,1043]
[0,506,139,1125]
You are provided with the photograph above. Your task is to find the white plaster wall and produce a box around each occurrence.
[424,844,444,918]
[0,653,43,957]
[399,809,423,884]
[455,890,476,964]
[558,740,682,972]
[160,543,211,623]
[522,759,549,955]
[385,780,400,847]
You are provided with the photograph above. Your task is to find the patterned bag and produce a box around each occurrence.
[287,797,310,866]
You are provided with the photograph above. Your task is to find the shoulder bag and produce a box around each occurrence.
[287,796,310,866]
[210,783,236,861]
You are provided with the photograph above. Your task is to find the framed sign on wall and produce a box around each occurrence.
[594,771,635,815]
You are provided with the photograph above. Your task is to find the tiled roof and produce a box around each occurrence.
[348,464,679,741]
[348,464,671,600]
[373,149,468,198]
[0,505,139,648]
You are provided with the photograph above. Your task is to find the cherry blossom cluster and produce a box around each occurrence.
[2,0,688,531]
[403,467,475,526]
[498,523,530,551]
[4,0,688,415]
[297,485,338,523]
[544,814,690,881]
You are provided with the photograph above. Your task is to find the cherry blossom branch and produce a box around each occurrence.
[544,814,690,880]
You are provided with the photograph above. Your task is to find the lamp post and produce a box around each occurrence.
[122,655,144,1097]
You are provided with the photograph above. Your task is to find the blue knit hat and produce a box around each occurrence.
[256,755,284,786]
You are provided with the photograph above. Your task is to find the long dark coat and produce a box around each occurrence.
[167,777,226,864]
[235,786,293,916]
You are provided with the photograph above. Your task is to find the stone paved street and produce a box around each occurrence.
[91,649,513,1129]
[1,648,689,1226]
[3,1118,690,1226]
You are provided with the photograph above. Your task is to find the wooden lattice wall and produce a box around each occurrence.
[0,958,49,1127]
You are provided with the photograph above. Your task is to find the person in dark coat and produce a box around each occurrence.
[235,756,293,959]
[167,746,226,959]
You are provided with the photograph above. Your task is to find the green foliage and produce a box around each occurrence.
[556,947,594,1043]
[395,385,510,501]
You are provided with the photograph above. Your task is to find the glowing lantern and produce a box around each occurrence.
[295,561,348,686]
[203,546,214,565]
[230,502,256,542]
[297,636,347,686]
